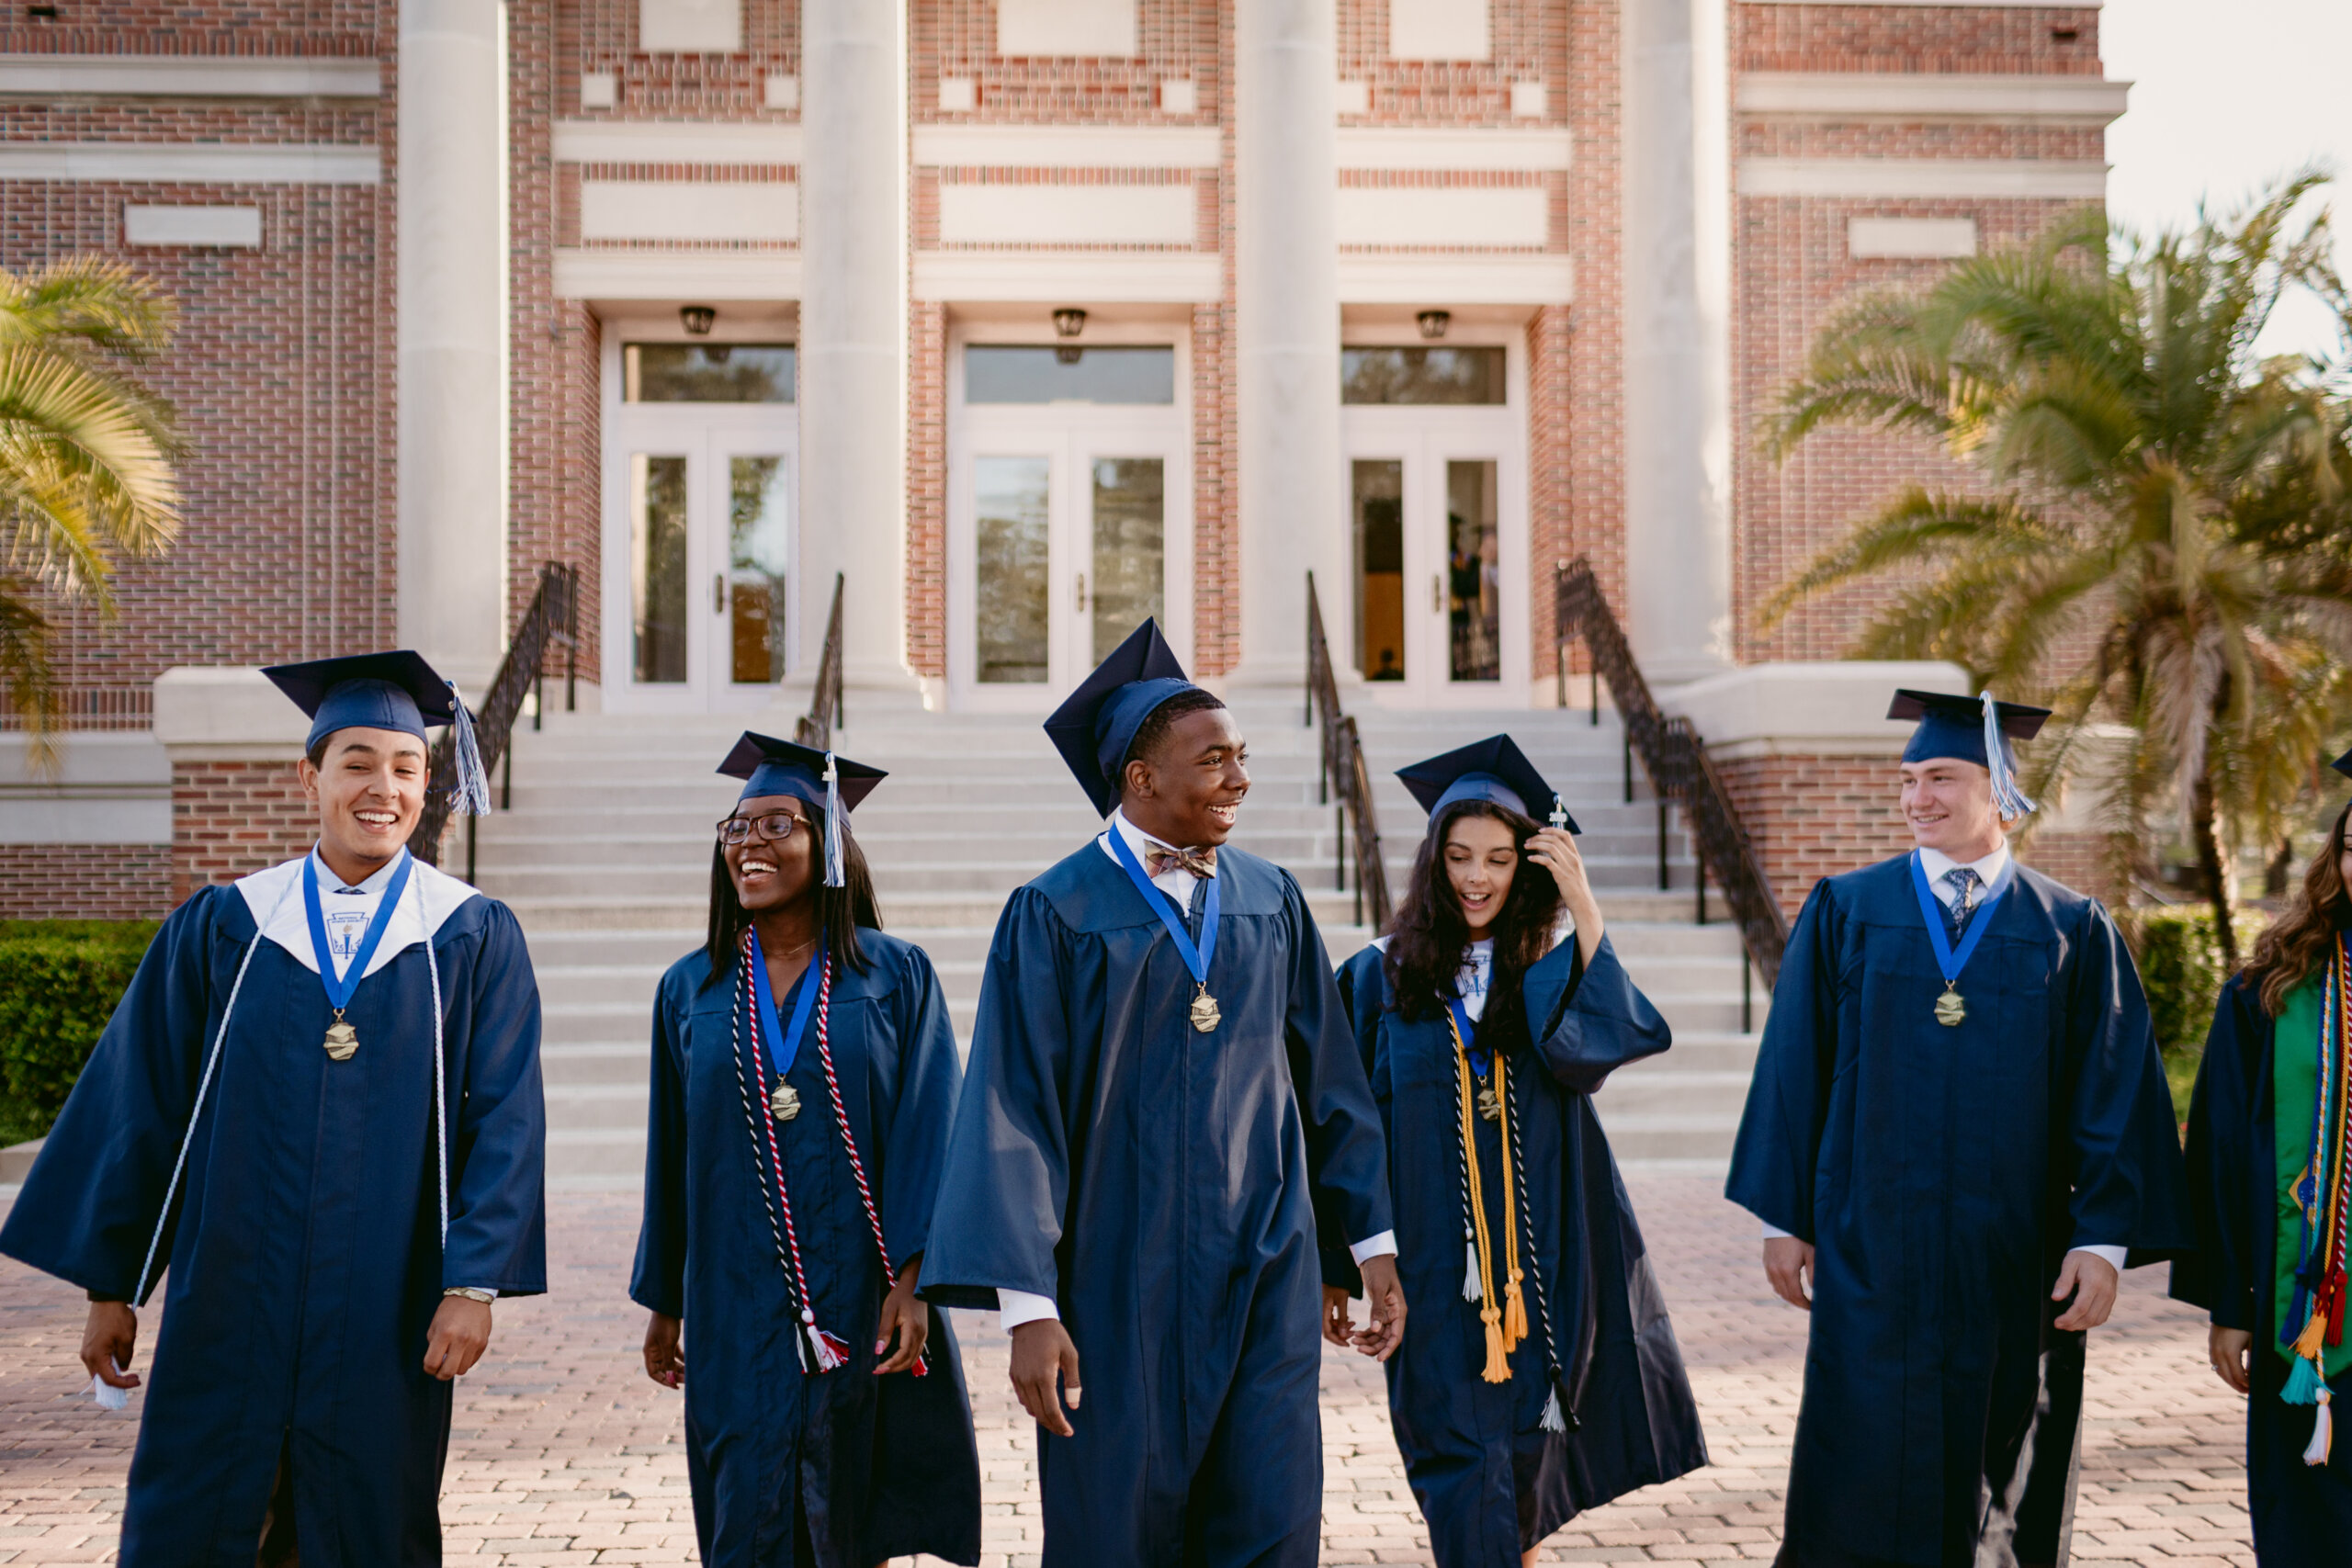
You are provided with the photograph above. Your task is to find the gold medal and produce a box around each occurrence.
[1476,1080,1502,1122]
[1934,984,1966,1027]
[322,1015,358,1061]
[771,1083,801,1121]
[1189,987,1221,1033]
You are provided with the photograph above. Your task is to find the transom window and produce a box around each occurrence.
[965,345,1176,405]
[623,343,797,404]
[1341,346,1506,406]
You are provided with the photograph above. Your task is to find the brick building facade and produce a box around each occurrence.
[0,0,2128,917]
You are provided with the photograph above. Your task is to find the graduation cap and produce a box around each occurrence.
[1889,689,2051,820]
[717,731,888,888]
[261,649,492,817]
[2334,748,2352,781]
[1396,734,1579,835]
[1043,618,1205,817]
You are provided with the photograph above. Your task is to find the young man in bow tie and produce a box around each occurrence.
[923,620,1404,1568]
[1725,689,2188,1568]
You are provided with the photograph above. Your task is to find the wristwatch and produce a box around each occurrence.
[442,1287,497,1304]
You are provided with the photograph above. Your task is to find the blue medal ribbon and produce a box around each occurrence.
[749,928,824,1084]
[1447,997,1488,1077]
[1105,826,1219,989]
[1907,850,2012,994]
[301,849,414,1012]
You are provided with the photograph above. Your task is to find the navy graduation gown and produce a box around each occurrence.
[921,841,1393,1568]
[629,931,980,1568]
[1331,935,1706,1568]
[2175,972,2352,1558]
[1725,857,2190,1568]
[0,862,546,1568]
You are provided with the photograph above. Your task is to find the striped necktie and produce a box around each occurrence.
[1943,866,1984,938]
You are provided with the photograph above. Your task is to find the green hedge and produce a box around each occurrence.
[2117,905,2267,1125]
[0,919,157,1146]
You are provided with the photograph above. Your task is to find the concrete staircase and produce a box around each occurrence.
[474,695,1764,1189]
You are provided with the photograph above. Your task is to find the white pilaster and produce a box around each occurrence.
[799,0,914,692]
[395,0,508,694]
[1231,0,1343,687]
[1623,0,1735,683]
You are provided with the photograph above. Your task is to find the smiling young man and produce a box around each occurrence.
[1725,690,2189,1568]
[922,619,1402,1568]
[0,650,546,1567]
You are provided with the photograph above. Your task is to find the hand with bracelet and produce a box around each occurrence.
[424,1288,497,1382]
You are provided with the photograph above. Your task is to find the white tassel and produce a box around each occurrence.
[1541,1384,1566,1434]
[447,682,494,817]
[1980,692,2036,820]
[1463,1237,1482,1303]
[821,751,846,888]
[2305,1387,2334,1467]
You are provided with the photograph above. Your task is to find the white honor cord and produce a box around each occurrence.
[131,927,266,1306]
[425,922,448,1245]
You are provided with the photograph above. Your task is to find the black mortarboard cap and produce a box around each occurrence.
[1043,618,1203,817]
[1889,688,2051,818]
[262,649,458,751]
[2332,748,2351,781]
[1395,734,1579,834]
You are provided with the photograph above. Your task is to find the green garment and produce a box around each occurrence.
[2272,972,2352,1374]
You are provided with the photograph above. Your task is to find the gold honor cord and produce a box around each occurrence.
[1449,1011,1529,1383]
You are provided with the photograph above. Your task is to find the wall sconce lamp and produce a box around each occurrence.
[680,304,717,335]
[1416,309,1451,342]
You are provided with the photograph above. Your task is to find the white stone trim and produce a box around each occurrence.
[640,0,741,54]
[1337,127,1572,172]
[1849,215,1977,258]
[0,53,379,98]
[1658,660,1972,756]
[580,178,797,242]
[152,666,309,763]
[1738,73,2129,126]
[552,118,801,165]
[996,0,1138,59]
[552,247,802,299]
[1336,251,1572,304]
[0,734,170,847]
[913,122,1220,169]
[1388,0,1489,62]
[1738,157,2108,200]
[937,180,1197,246]
[0,141,379,184]
[1336,185,1548,248]
[124,204,262,247]
[1744,0,2096,6]
[911,248,1220,301]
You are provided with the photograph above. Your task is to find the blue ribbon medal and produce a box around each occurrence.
[1907,851,2012,1027]
[1106,829,1223,1032]
[301,850,415,1061]
[749,928,825,1120]
[1449,997,1504,1122]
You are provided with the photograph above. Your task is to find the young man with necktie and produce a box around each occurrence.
[0,651,547,1566]
[1725,689,2190,1568]
[922,619,1405,1568]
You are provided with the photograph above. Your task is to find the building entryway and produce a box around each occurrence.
[1341,341,1529,705]
[947,334,1193,705]
[600,333,799,713]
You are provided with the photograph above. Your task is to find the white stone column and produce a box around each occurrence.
[798,0,914,692]
[1231,0,1343,688]
[1622,0,1735,683]
[395,0,509,694]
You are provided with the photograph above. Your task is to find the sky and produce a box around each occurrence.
[2101,0,2352,364]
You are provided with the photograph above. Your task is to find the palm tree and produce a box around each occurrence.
[0,255,182,763]
[1759,175,2352,972]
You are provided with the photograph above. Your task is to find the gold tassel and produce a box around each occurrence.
[2294,1309,2330,1362]
[1495,1056,1528,1351]
[1480,1302,1510,1382]
[1504,1269,1530,1348]
[1453,1019,1510,1382]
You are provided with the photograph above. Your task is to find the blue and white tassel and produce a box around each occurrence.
[1981,692,2037,821]
[447,682,494,817]
[821,751,847,888]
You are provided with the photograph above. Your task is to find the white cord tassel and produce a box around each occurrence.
[1980,692,2037,820]
[2305,1387,2335,1467]
[1541,1384,1567,1434]
[447,682,494,818]
[821,751,846,888]
[1463,1236,1483,1303]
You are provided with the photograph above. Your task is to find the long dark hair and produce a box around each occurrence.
[1382,799,1563,1039]
[701,799,883,985]
[2244,798,2352,1016]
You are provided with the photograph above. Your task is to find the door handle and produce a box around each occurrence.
[1075,572,1088,613]
[714,573,727,614]
[1431,573,1442,613]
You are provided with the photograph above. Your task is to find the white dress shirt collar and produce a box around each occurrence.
[1102,808,1201,906]
[1918,839,2011,907]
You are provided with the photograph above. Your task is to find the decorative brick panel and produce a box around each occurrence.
[907,299,947,679]
[0,845,170,920]
[1734,4,2102,76]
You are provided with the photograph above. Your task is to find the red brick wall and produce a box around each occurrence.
[907,299,948,679]
[1563,0,1624,659]
[171,760,313,905]
[1736,5,2102,75]
[0,845,170,920]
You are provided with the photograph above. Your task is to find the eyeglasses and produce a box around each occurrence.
[716,811,805,846]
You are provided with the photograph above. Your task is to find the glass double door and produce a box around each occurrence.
[1346,423,1516,704]
[612,410,797,710]
[956,414,1182,698]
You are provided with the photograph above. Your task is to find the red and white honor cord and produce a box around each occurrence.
[809,956,928,1376]
[737,934,851,1373]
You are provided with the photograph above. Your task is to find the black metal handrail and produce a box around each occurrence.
[1554,557,1788,992]
[795,573,846,751]
[409,560,581,880]
[1305,572,1393,931]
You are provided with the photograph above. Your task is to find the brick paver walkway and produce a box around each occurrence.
[0,1179,2255,1565]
